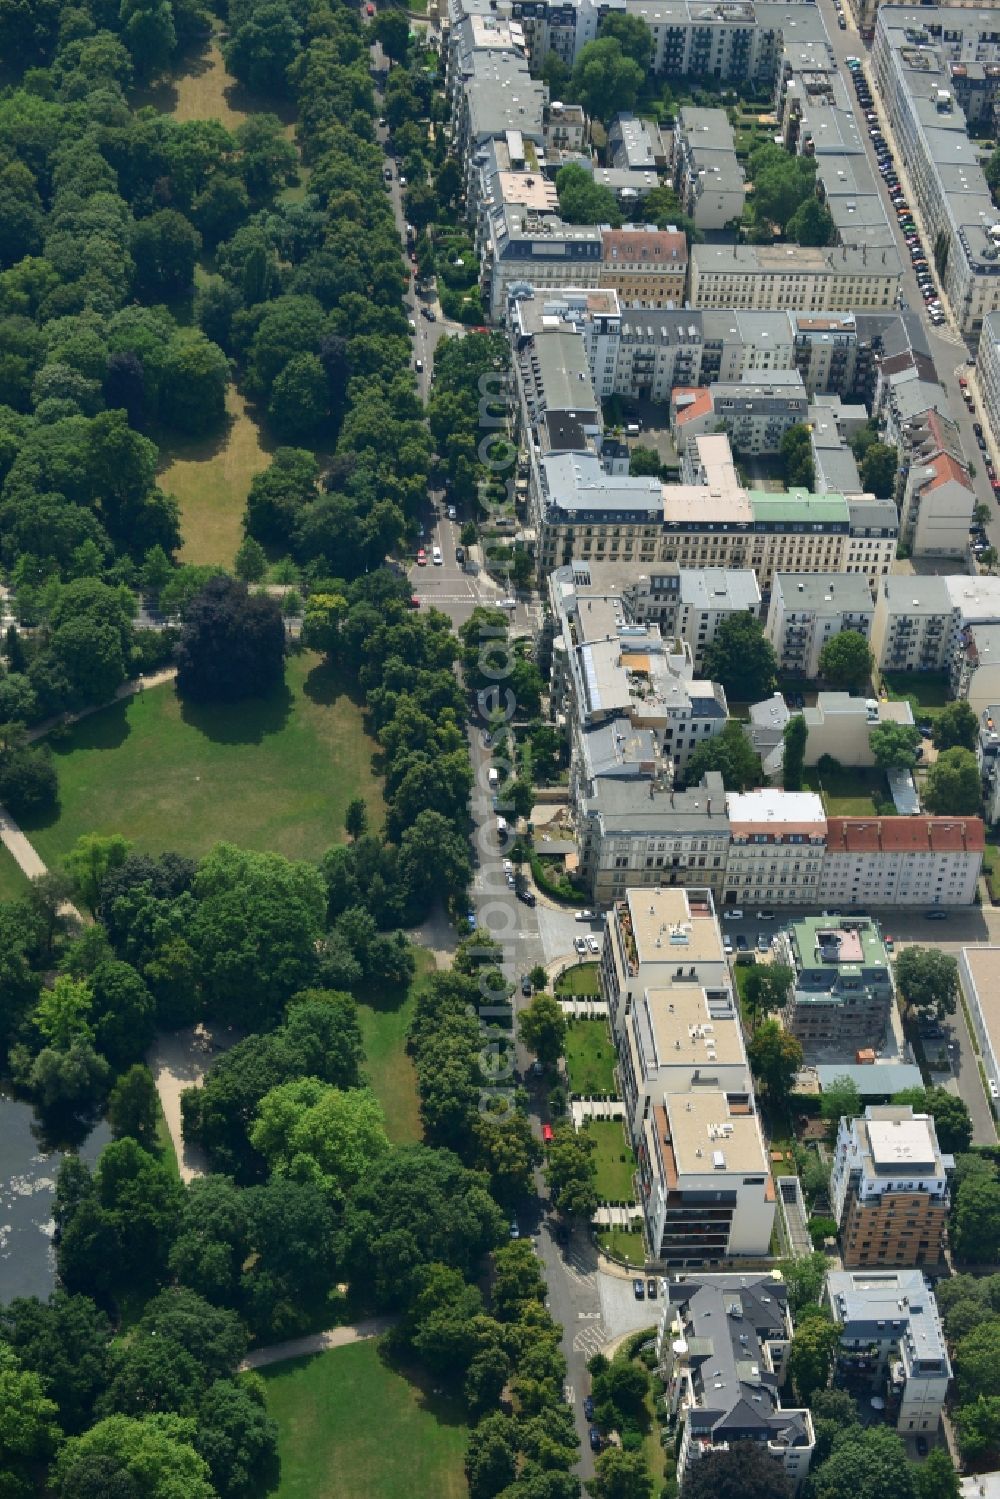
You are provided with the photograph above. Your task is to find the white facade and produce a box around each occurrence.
[831,1107,951,1226]
[958,946,1000,1105]
[690,243,901,313]
[802,695,914,770]
[824,816,985,907]
[977,311,1000,466]
[723,790,827,908]
[600,887,730,1038]
[827,1270,951,1435]
[766,573,874,678]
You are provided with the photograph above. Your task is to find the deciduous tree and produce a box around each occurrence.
[818,630,873,692]
[924,745,982,814]
[893,945,958,1022]
[703,613,778,701]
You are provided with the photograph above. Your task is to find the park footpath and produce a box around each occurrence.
[240,1316,396,1371]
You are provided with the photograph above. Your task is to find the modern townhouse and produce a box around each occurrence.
[765,572,875,678]
[658,1276,814,1493]
[827,1270,951,1435]
[777,914,895,1054]
[722,790,828,908]
[873,7,1000,336]
[830,1104,952,1268]
[672,106,746,231]
[824,815,985,907]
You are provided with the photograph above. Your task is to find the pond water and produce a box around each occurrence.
[0,1090,110,1305]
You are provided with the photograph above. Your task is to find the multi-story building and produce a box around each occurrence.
[809,399,865,497]
[609,113,669,174]
[827,1270,951,1435]
[483,205,605,319]
[722,790,827,908]
[790,313,862,398]
[614,977,751,1148]
[547,559,760,672]
[765,573,875,678]
[579,777,732,903]
[830,1105,952,1268]
[689,243,902,313]
[598,225,688,308]
[958,945,1000,1104]
[601,887,731,1036]
[953,619,1000,716]
[778,914,895,1053]
[824,816,985,907]
[639,1087,775,1265]
[801,694,915,769]
[871,574,1000,675]
[672,372,809,457]
[673,106,746,231]
[976,310,1000,462]
[900,431,976,558]
[872,7,1000,336]
[976,705,1000,825]
[659,1275,814,1494]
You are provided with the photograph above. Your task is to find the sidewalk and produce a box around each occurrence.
[240,1316,395,1370]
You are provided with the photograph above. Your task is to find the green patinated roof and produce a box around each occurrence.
[748,491,850,523]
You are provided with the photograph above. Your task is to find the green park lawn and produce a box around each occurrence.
[586,1118,637,1203]
[564,1020,618,1097]
[22,651,384,866]
[262,1339,468,1499]
[0,844,30,904]
[356,949,434,1146]
[554,962,601,997]
[596,1227,647,1266]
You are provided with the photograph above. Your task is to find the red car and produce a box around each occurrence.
[416,548,426,566]
[409,594,421,609]
[542,1124,554,1144]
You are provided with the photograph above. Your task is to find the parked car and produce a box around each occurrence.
[576,909,596,922]
[467,910,477,930]
[509,1217,519,1239]
[589,1427,602,1453]
[574,936,588,955]
[758,934,771,952]
[517,887,536,907]
[884,934,895,951]
[723,908,744,921]
[584,1396,595,1421]
[587,935,601,954]
[925,910,948,920]
[647,1278,658,1299]
[916,1437,928,1458]
[723,935,734,954]
[521,974,532,996]
[736,935,749,951]
[416,548,426,565]
[542,1123,554,1143]
[633,1279,646,1300]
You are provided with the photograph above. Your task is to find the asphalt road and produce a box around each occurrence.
[816,0,997,539]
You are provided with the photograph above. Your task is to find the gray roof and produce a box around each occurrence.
[773,572,873,613]
[677,105,736,153]
[542,453,663,521]
[465,53,545,143]
[580,718,659,780]
[827,1268,951,1373]
[666,1275,811,1450]
[579,773,729,836]
[678,568,761,614]
[815,1062,924,1096]
[847,498,899,535]
[879,575,952,614]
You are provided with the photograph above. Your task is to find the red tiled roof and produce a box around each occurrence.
[672,386,713,424]
[602,228,686,263]
[920,452,972,493]
[826,816,985,853]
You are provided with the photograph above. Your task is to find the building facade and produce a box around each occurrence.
[673,106,746,231]
[824,816,985,907]
[723,790,828,908]
[778,914,894,1053]
[827,1270,951,1435]
[689,243,902,313]
[766,573,875,678]
[830,1105,952,1268]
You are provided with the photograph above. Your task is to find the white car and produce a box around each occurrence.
[586,936,600,954]
[499,596,517,610]
[575,909,596,922]
[723,908,744,921]
[723,935,734,954]
[432,545,442,565]
[757,910,775,921]
[447,505,457,520]
[574,937,588,956]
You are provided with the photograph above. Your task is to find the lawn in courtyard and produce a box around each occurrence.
[554,962,601,997]
[803,764,888,816]
[23,651,384,866]
[356,948,434,1145]
[585,1118,637,1203]
[596,1227,647,1266]
[262,1338,468,1499]
[564,1019,618,1097]
[880,672,950,718]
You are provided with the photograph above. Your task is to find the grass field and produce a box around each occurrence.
[803,764,887,816]
[596,1227,647,1266]
[564,1020,618,1097]
[586,1118,637,1203]
[137,36,251,128]
[154,1096,180,1183]
[554,962,600,997]
[24,652,384,866]
[0,844,30,904]
[159,386,272,567]
[357,948,434,1145]
[880,672,950,718]
[262,1339,468,1499]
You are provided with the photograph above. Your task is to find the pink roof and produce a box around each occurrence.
[826,816,985,853]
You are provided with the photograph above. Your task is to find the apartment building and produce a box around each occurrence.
[689,243,902,313]
[873,8,1000,336]
[598,226,688,308]
[483,205,605,319]
[791,313,862,399]
[827,1270,951,1435]
[609,113,669,173]
[601,887,731,1035]
[830,1105,952,1268]
[614,978,751,1147]
[778,914,894,1054]
[871,574,1000,674]
[639,1088,775,1264]
[672,372,810,457]
[547,559,760,672]
[809,399,864,497]
[902,441,976,558]
[673,106,746,231]
[577,776,732,903]
[976,705,1000,825]
[722,790,827,908]
[953,619,1000,716]
[976,310,1000,461]
[765,572,874,678]
[801,694,915,769]
[824,816,985,907]
[659,1275,814,1494]
[957,945,1000,1104]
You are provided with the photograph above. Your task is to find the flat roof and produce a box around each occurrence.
[790,914,889,974]
[867,1116,938,1171]
[640,984,747,1069]
[961,946,1000,1072]
[665,1090,769,1176]
[727,790,826,829]
[625,887,726,966]
[773,573,873,612]
[748,492,851,524]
